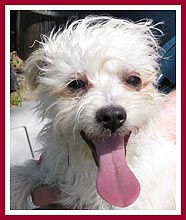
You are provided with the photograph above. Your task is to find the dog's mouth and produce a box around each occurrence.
[80,131,140,208]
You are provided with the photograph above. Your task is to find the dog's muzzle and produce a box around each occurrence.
[80,106,140,208]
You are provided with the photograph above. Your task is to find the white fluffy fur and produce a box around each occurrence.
[10,16,176,210]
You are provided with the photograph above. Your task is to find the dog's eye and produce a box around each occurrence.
[126,76,141,87]
[68,79,85,90]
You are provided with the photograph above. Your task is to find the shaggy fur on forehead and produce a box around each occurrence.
[25,16,163,90]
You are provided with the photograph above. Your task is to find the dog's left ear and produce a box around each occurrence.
[24,49,46,90]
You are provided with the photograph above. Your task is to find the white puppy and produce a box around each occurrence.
[10,16,176,210]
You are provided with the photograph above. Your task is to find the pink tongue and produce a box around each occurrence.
[93,136,140,207]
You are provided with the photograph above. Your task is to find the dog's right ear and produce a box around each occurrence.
[24,49,46,90]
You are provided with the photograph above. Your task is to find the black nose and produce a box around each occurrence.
[96,106,127,132]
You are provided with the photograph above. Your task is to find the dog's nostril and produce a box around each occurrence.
[117,114,125,121]
[96,106,127,132]
[102,115,110,122]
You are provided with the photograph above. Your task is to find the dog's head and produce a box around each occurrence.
[25,16,163,207]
